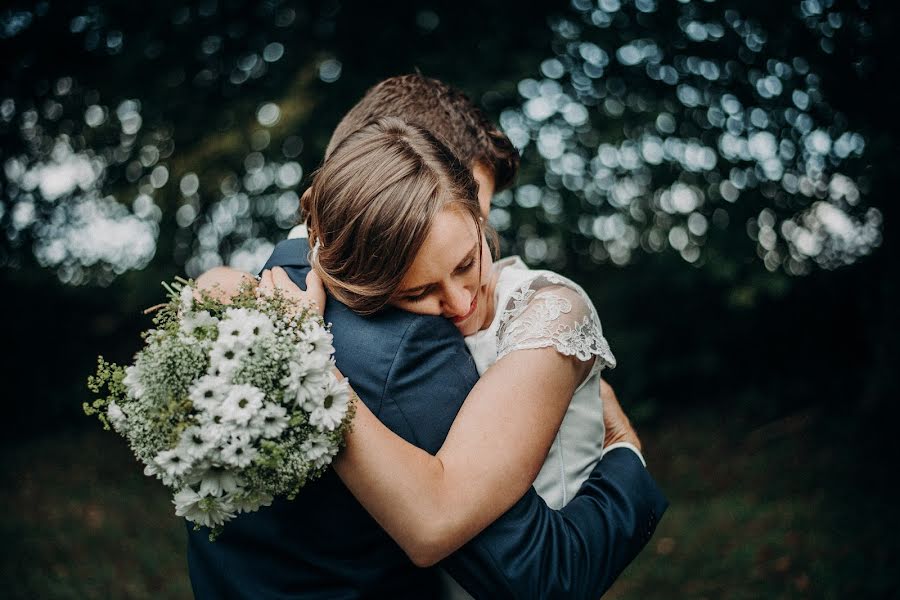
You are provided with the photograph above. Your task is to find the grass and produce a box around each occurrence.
[2,403,897,599]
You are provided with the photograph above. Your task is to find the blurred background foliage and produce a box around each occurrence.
[2,0,898,597]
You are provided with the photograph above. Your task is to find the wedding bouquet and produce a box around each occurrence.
[85,278,354,539]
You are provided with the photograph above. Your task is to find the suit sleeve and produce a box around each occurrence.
[385,317,668,599]
[443,448,668,599]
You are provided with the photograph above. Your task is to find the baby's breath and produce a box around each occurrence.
[85,278,353,540]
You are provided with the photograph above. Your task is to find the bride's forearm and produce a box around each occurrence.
[333,349,589,567]
[334,402,456,566]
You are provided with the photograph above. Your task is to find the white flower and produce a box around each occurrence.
[300,431,338,469]
[243,310,275,339]
[221,384,264,426]
[195,405,234,436]
[217,307,272,346]
[304,349,332,374]
[220,433,258,468]
[279,359,304,397]
[154,447,193,481]
[107,400,127,431]
[177,426,216,461]
[189,375,227,411]
[295,370,330,407]
[209,342,245,377]
[174,487,235,529]
[180,285,195,312]
[302,322,334,358]
[197,467,242,497]
[251,402,289,439]
[122,365,145,399]
[144,461,163,480]
[305,377,350,432]
[180,310,217,336]
[224,489,273,514]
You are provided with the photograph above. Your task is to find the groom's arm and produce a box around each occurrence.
[443,449,666,600]
[387,320,668,600]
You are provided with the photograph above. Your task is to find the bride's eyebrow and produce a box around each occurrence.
[398,242,479,296]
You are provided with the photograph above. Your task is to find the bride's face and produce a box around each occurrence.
[391,206,494,336]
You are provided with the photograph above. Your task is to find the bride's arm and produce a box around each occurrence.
[263,266,600,566]
[335,346,592,566]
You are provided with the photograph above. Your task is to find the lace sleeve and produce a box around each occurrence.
[496,272,616,375]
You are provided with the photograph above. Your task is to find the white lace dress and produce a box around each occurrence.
[440,256,616,598]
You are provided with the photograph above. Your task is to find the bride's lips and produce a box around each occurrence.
[451,295,478,324]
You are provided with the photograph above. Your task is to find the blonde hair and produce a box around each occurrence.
[302,117,484,315]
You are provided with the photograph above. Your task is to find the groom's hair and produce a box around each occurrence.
[325,74,520,191]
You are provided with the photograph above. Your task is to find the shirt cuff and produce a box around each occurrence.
[288,223,309,239]
[601,442,646,467]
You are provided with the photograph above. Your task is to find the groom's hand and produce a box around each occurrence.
[601,379,642,453]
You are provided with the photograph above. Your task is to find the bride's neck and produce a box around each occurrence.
[478,266,501,332]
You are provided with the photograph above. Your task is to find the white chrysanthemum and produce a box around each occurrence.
[107,400,127,431]
[220,384,264,426]
[122,365,145,399]
[174,487,235,529]
[305,349,332,374]
[180,310,217,336]
[197,467,241,497]
[302,322,335,358]
[225,489,273,514]
[252,402,290,439]
[144,461,163,480]
[154,447,193,480]
[177,425,216,461]
[295,370,330,407]
[189,374,228,411]
[220,433,258,468]
[279,359,305,397]
[209,342,245,377]
[180,285,195,313]
[243,310,275,339]
[305,377,350,432]
[194,403,233,433]
[217,307,273,346]
[300,431,337,469]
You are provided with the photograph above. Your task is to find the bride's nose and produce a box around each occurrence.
[442,283,473,318]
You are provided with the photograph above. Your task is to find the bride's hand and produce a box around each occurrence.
[258,266,326,316]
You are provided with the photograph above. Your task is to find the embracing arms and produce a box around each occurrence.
[361,308,667,599]
[334,344,591,566]
[207,262,667,598]
[260,267,597,565]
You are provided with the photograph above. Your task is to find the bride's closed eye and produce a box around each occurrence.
[402,258,477,303]
[403,289,430,303]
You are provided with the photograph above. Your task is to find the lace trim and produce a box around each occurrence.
[495,273,616,369]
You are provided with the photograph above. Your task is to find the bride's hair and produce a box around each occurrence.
[301,117,484,315]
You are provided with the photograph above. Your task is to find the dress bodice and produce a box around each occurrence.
[463,256,615,509]
[440,257,616,599]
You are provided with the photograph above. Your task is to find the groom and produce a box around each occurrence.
[188,74,667,598]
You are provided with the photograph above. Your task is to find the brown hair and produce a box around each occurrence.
[326,73,520,192]
[302,117,484,315]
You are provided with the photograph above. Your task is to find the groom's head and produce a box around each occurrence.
[325,74,520,217]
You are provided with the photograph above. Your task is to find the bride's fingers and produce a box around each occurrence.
[257,269,276,297]
[271,267,311,308]
[271,267,300,293]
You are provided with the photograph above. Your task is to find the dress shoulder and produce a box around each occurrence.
[494,264,616,374]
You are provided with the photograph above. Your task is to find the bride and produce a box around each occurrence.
[205,117,635,594]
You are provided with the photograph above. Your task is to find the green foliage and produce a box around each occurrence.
[84,356,126,431]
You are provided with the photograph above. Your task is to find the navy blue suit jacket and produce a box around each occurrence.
[186,239,667,599]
